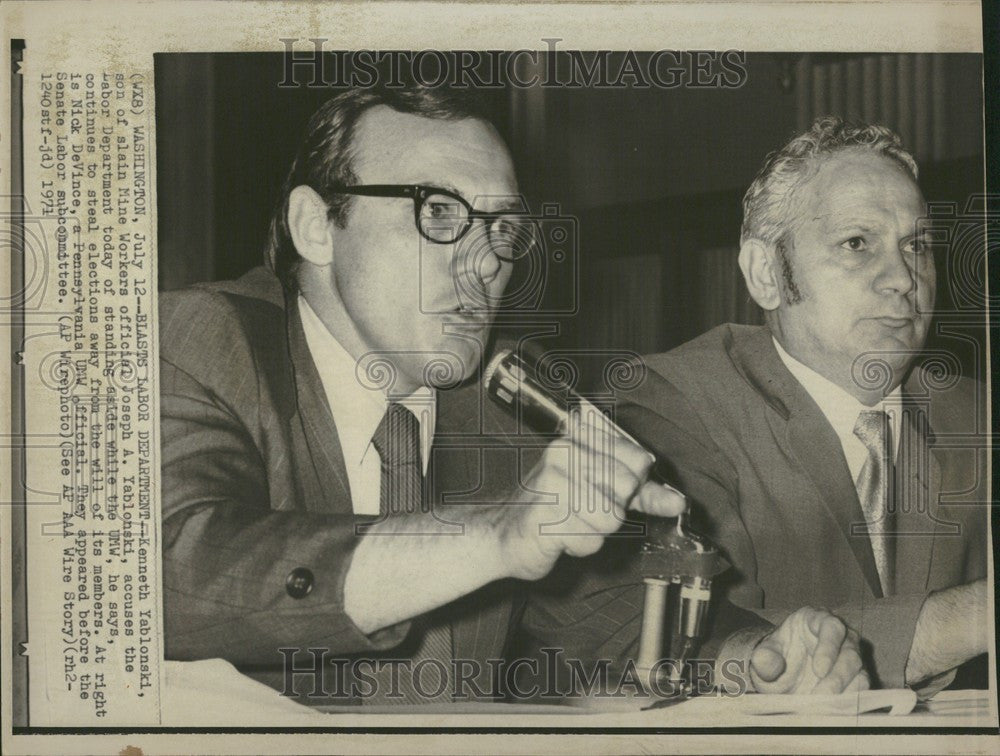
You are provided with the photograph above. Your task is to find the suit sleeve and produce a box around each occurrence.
[752,597,928,690]
[614,380,765,611]
[614,385,927,686]
[160,354,410,666]
[520,551,772,692]
[615,373,982,692]
[516,369,776,690]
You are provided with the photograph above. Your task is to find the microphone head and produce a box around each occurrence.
[483,348,513,388]
[482,347,567,434]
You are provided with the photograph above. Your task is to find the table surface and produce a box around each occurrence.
[159,660,998,728]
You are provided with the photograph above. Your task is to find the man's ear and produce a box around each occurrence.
[288,185,335,266]
[739,238,781,311]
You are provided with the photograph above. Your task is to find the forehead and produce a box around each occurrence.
[789,148,924,231]
[349,105,517,198]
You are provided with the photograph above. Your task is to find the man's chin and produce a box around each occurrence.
[423,355,473,390]
[856,320,926,354]
[354,350,471,395]
[873,330,926,358]
[849,339,923,396]
[415,343,481,391]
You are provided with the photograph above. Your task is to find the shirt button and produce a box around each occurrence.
[285,567,314,599]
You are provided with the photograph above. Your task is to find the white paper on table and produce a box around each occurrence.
[161,659,331,726]
[640,688,918,719]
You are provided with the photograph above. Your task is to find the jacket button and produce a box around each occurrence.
[285,567,314,599]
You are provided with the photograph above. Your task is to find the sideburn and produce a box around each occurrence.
[776,237,803,305]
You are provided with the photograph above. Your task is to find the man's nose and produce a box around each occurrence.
[876,245,916,296]
[451,219,503,285]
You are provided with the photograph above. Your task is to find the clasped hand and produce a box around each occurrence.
[750,607,869,695]
[502,410,867,696]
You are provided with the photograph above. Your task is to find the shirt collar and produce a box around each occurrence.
[298,295,436,472]
[772,336,901,442]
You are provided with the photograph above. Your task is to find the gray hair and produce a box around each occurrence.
[740,116,918,246]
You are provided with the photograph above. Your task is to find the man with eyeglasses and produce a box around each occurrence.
[159,85,867,709]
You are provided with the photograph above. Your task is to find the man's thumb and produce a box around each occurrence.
[750,643,786,684]
[632,481,686,518]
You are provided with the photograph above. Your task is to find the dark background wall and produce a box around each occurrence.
[155,52,985,374]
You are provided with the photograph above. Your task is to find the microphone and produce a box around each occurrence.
[483,348,647,447]
[484,348,726,687]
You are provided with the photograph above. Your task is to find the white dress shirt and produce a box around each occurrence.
[298,295,436,515]
[773,337,901,484]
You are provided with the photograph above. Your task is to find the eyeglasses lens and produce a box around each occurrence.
[419,193,468,243]
[489,216,539,262]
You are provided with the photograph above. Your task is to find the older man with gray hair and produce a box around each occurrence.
[531,117,988,694]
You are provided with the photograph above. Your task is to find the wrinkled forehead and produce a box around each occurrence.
[349,105,518,203]
[782,148,924,240]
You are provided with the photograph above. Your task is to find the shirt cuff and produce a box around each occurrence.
[329,543,413,653]
[713,626,770,695]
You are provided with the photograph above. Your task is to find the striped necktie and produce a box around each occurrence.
[364,403,453,705]
[853,409,896,596]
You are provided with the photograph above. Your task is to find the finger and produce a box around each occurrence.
[630,480,687,518]
[538,475,629,538]
[568,419,652,479]
[816,630,865,693]
[573,403,646,454]
[552,447,639,522]
[611,434,655,477]
[535,436,630,496]
[567,477,633,535]
[578,451,643,505]
[812,641,864,695]
[749,642,787,686]
[560,532,608,558]
[536,439,571,478]
[845,670,871,693]
[660,480,684,498]
[811,613,848,679]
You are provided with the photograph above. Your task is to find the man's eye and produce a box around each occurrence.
[425,201,463,220]
[904,237,931,255]
[840,236,866,252]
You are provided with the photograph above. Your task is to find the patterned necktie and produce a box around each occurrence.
[853,409,896,596]
[372,403,424,518]
[364,403,453,706]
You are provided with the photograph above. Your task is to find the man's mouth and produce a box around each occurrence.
[445,304,492,325]
[873,316,914,328]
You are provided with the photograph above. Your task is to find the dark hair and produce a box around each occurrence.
[266,85,492,288]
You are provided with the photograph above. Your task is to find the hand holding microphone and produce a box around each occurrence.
[483,350,868,699]
[484,350,686,580]
[343,348,683,634]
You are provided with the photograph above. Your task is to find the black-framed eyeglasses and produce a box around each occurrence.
[328,184,539,263]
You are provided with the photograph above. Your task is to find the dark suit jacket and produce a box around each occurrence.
[160,268,774,704]
[607,323,987,687]
[159,266,534,700]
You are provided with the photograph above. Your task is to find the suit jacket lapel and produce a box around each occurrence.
[233,269,512,674]
[893,388,942,593]
[728,327,884,597]
[282,289,353,514]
